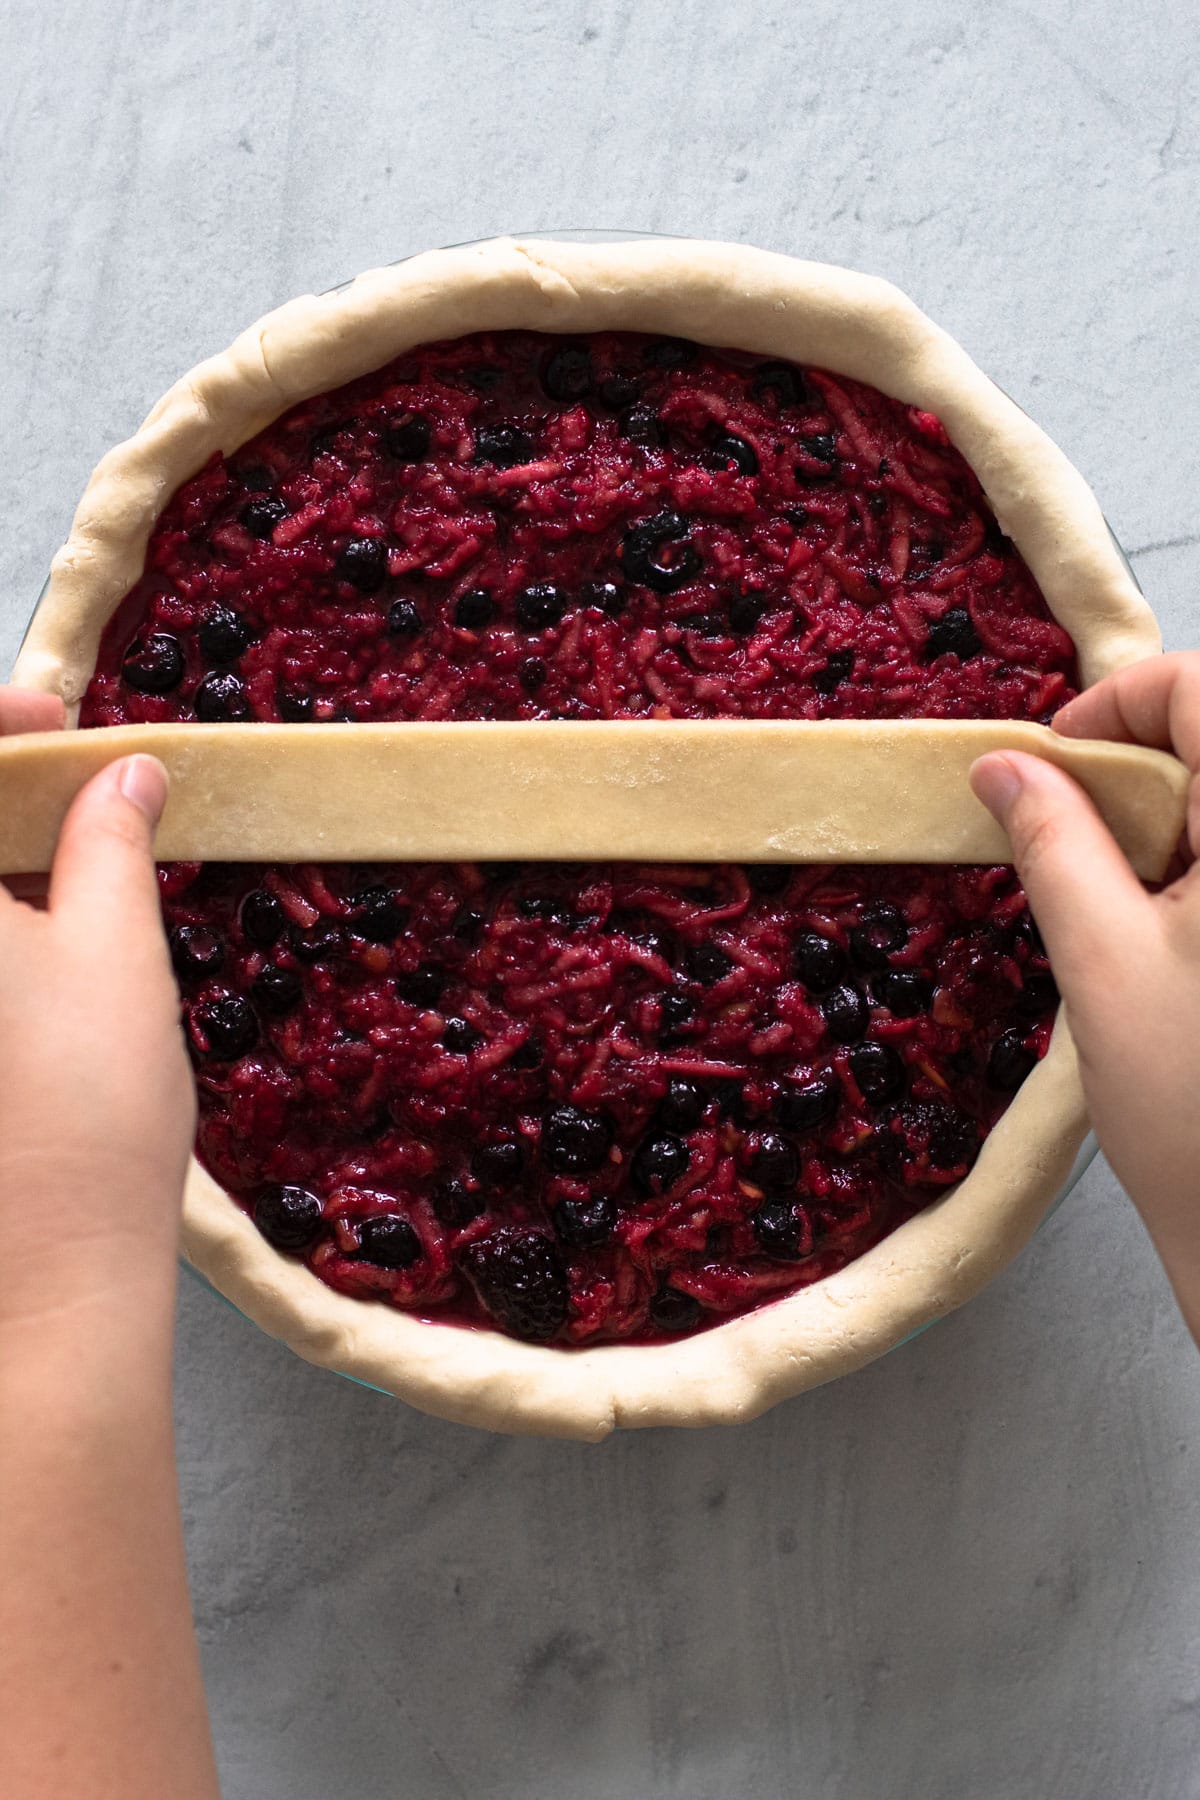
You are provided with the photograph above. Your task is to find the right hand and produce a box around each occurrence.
[970,653,1200,1343]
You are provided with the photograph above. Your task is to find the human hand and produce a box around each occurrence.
[971,653,1200,1341]
[0,689,194,1329]
[0,688,217,1800]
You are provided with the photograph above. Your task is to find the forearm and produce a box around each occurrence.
[0,1265,219,1800]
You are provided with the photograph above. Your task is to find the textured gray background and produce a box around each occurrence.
[3,2,1199,1796]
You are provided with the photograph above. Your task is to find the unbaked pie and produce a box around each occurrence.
[15,238,1161,1434]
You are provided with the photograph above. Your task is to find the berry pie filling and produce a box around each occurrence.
[81,329,1077,1344]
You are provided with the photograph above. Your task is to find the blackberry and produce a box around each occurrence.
[461,1229,568,1340]
[542,1105,613,1175]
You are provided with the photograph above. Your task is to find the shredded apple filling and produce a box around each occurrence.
[81,329,1073,1343]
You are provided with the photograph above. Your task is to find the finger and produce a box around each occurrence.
[970,750,1150,997]
[0,688,65,736]
[1054,653,1200,770]
[48,755,169,936]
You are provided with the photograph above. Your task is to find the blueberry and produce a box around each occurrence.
[541,344,592,402]
[396,964,444,1008]
[199,605,253,664]
[799,433,839,465]
[988,1029,1038,1091]
[254,1184,324,1252]
[542,1104,613,1175]
[387,597,423,636]
[793,932,847,993]
[516,583,567,631]
[685,941,732,985]
[194,672,249,722]
[631,1133,690,1197]
[774,1074,839,1132]
[621,511,702,593]
[383,411,432,461]
[656,1078,706,1134]
[704,432,760,476]
[599,373,638,408]
[873,971,933,1017]
[658,992,696,1040]
[122,632,184,695]
[278,687,315,721]
[454,588,494,629]
[822,983,871,1043]
[169,925,224,981]
[784,505,810,529]
[849,907,908,971]
[925,607,980,661]
[472,1140,523,1188]
[518,892,573,924]
[353,886,406,942]
[189,993,258,1060]
[553,1194,616,1248]
[463,365,503,391]
[751,1133,799,1191]
[241,495,288,539]
[310,424,349,459]
[289,923,344,963]
[357,1214,422,1269]
[730,591,767,635]
[443,1016,482,1055]
[688,612,728,639]
[239,888,285,946]
[751,360,808,408]
[430,1177,483,1228]
[618,404,666,448]
[235,463,275,492]
[713,1078,753,1125]
[747,863,790,895]
[337,537,389,593]
[1014,971,1059,1016]
[519,657,547,692]
[642,338,697,370]
[580,580,626,617]
[253,962,303,1014]
[649,1286,702,1332]
[811,650,854,695]
[452,904,484,941]
[511,1036,545,1070]
[473,423,534,468]
[849,1042,907,1105]
[752,1199,813,1261]
[462,1229,568,1340]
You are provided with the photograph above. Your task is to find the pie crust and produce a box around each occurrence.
[12,238,1163,1438]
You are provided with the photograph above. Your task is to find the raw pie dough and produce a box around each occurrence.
[11,238,1164,1438]
[0,720,1183,878]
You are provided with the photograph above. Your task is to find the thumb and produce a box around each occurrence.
[970,750,1149,998]
[48,754,169,935]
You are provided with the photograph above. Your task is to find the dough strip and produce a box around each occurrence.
[0,719,1184,876]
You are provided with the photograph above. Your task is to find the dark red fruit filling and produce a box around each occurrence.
[81,330,1076,730]
[158,856,1057,1343]
[81,329,1078,1344]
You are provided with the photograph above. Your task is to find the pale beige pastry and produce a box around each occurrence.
[12,238,1163,1438]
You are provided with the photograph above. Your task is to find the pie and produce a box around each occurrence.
[15,239,1160,1436]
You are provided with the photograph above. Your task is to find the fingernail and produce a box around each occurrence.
[117,754,169,825]
[970,754,1022,819]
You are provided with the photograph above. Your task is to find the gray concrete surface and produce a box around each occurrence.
[2,2,1199,1795]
